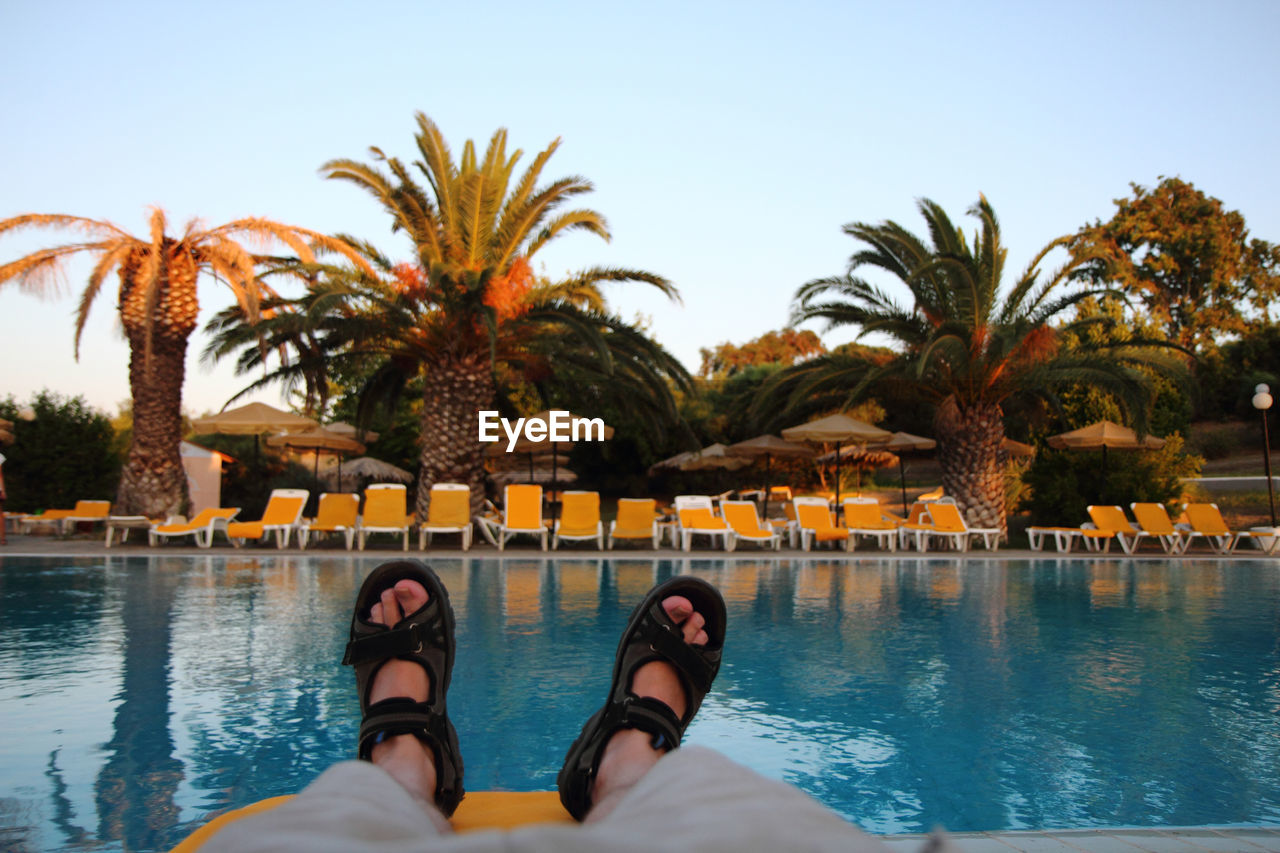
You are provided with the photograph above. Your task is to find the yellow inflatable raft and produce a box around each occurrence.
[171,790,571,851]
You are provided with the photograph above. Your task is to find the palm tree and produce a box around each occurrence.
[216,112,683,516]
[763,196,1183,531]
[206,241,689,516]
[0,210,370,516]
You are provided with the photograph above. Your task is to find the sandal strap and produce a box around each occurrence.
[643,606,717,694]
[607,695,684,750]
[356,697,449,758]
[342,619,443,668]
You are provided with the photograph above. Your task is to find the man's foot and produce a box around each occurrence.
[344,561,464,821]
[364,580,441,812]
[586,594,711,822]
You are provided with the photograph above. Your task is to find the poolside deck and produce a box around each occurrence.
[884,826,1280,852]
[3,528,1277,561]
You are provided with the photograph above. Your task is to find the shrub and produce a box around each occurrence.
[1019,434,1202,524]
[0,391,121,512]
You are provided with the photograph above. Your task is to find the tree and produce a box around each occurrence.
[698,328,825,379]
[1070,177,1280,356]
[0,210,369,516]
[208,113,687,515]
[765,196,1183,531]
[0,391,120,512]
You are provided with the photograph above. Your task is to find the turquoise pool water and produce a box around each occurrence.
[1,554,1279,851]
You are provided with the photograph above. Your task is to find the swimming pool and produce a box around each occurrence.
[2,554,1278,851]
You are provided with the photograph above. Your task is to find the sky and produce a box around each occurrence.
[3,0,1279,418]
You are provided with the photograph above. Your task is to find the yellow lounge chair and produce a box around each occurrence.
[793,497,850,551]
[1129,502,1188,554]
[891,499,943,550]
[227,488,309,548]
[56,500,112,535]
[674,495,731,551]
[1086,505,1142,554]
[607,498,661,549]
[1181,502,1275,554]
[358,484,412,551]
[842,497,898,552]
[149,507,241,548]
[721,500,781,551]
[902,499,1001,552]
[553,491,604,549]
[418,483,473,551]
[20,506,77,534]
[299,493,359,550]
[478,484,548,550]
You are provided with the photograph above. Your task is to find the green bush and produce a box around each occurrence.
[1019,434,1202,524]
[0,391,121,512]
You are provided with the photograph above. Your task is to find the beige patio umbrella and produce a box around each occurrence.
[327,421,380,443]
[726,435,814,518]
[867,431,938,514]
[648,449,700,475]
[1002,438,1037,458]
[191,401,319,462]
[1048,420,1165,498]
[680,443,752,473]
[267,426,366,485]
[782,413,892,508]
[1047,420,1165,451]
[190,401,318,435]
[678,443,751,499]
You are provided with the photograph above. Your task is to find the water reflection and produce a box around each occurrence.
[0,555,1278,850]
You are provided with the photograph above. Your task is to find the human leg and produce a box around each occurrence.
[202,562,458,851]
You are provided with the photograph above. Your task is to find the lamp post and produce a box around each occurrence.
[1252,383,1276,527]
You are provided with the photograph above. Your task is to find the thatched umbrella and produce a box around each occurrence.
[342,456,414,489]
[783,414,892,508]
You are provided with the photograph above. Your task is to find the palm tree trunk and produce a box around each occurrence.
[418,353,495,518]
[935,397,1006,532]
[116,330,189,517]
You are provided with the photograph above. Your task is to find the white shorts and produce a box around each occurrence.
[201,746,905,853]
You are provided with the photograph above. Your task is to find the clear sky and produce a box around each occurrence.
[3,0,1278,417]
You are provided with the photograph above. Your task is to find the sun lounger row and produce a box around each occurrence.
[1027,502,1278,555]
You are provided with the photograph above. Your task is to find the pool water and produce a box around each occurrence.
[2,554,1279,851]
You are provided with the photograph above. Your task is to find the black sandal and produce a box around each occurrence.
[342,560,465,816]
[557,575,727,821]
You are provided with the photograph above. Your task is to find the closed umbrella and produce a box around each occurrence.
[782,414,892,509]
[726,435,814,518]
